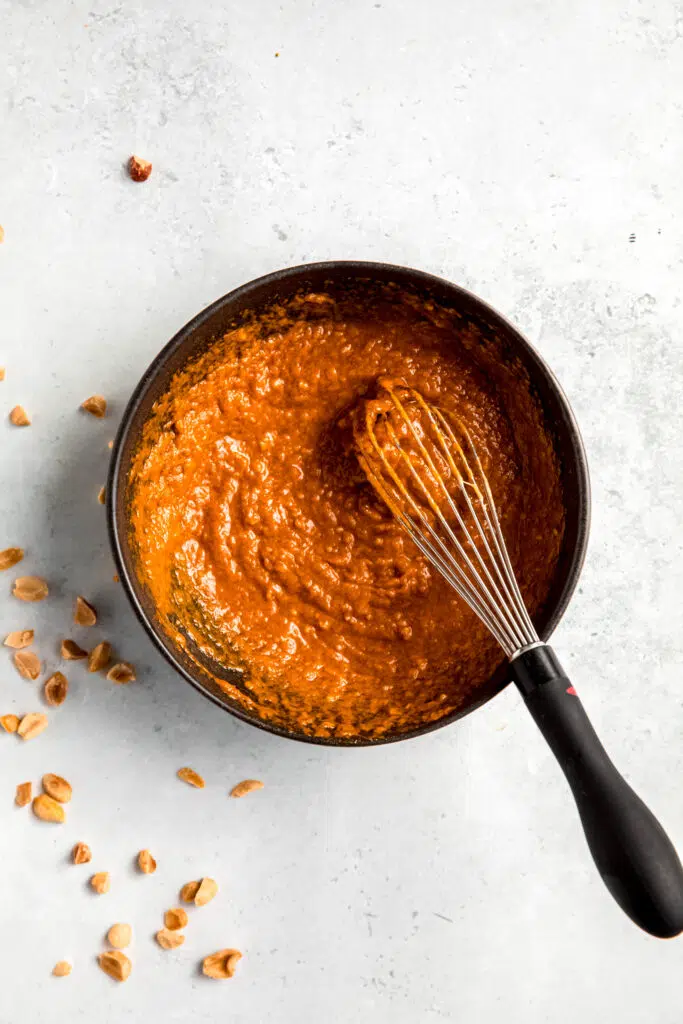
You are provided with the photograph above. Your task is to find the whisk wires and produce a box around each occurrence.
[355,381,539,658]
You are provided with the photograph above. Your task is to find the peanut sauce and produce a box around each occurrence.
[130,293,564,739]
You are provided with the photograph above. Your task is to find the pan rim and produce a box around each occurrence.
[107,260,591,747]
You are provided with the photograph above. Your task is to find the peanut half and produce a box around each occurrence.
[98,950,131,982]
[230,779,264,798]
[61,638,87,660]
[72,842,92,865]
[90,872,110,895]
[107,923,132,949]
[15,781,32,807]
[17,713,48,741]
[177,767,205,789]
[156,929,185,950]
[88,641,112,673]
[9,405,30,426]
[202,949,242,979]
[44,672,68,706]
[164,907,188,931]
[194,877,218,907]
[137,849,156,874]
[13,650,41,680]
[42,773,72,803]
[13,576,48,602]
[180,880,200,903]
[4,629,34,649]
[32,794,65,823]
[0,547,24,570]
[74,596,97,626]
[107,662,136,684]
[81,395,107,418]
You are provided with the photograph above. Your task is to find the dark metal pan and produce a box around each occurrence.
[108,260,590,745]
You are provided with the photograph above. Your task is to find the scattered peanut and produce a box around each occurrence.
[88,641,112,672]
[137,849,156,874]
[202,949,242,979]
[156,928,185,950]
[164,907,188,931]
[13,649,41,680]
[128,155,152,182]
[13,576,48,602]
[194,877,218,907]
[230,778,264,798]
[15,781,32,807]
[17,712,48,740]
[98,486,106,505]
[0,547,24,571]
[9,405,30,426]
[107,923,132,949]
[61,638,87,660]
[180,880,201,903]
[1,714,20,733]
[107,662,136,684]
[42,773,72,803]
[4,629,34,649]
[32,794,65,823]
[72,842,92,865]
[90,872,110,895]
[98,950,131,982]
[52,961,72,978]
[74,595,97,626]
[177,767,205,789]
[81,395,107,418]
[44,672,68,706]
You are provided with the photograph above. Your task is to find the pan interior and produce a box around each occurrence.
[110,264,588,746]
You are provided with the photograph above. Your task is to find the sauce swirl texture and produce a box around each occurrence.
[130,296,564,739]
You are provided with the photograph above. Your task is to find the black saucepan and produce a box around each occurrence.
[108,261,589,740]
[108,262,683,938]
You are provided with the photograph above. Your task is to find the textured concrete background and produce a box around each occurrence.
[1,0,683,1021]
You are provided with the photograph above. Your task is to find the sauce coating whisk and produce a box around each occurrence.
[354,378,683,939]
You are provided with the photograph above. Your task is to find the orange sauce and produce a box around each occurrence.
[130,294,564,739]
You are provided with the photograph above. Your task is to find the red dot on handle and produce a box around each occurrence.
[566,685,577,696]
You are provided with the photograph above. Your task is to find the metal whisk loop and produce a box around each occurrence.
[357,382,540,657]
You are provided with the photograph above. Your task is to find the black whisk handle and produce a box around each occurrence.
[511,643,683,938]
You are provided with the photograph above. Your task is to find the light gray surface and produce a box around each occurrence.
[1,0,683,1020]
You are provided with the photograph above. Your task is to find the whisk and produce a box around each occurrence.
[354,378,683,938]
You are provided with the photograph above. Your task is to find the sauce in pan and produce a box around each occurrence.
[130,293,564,739]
